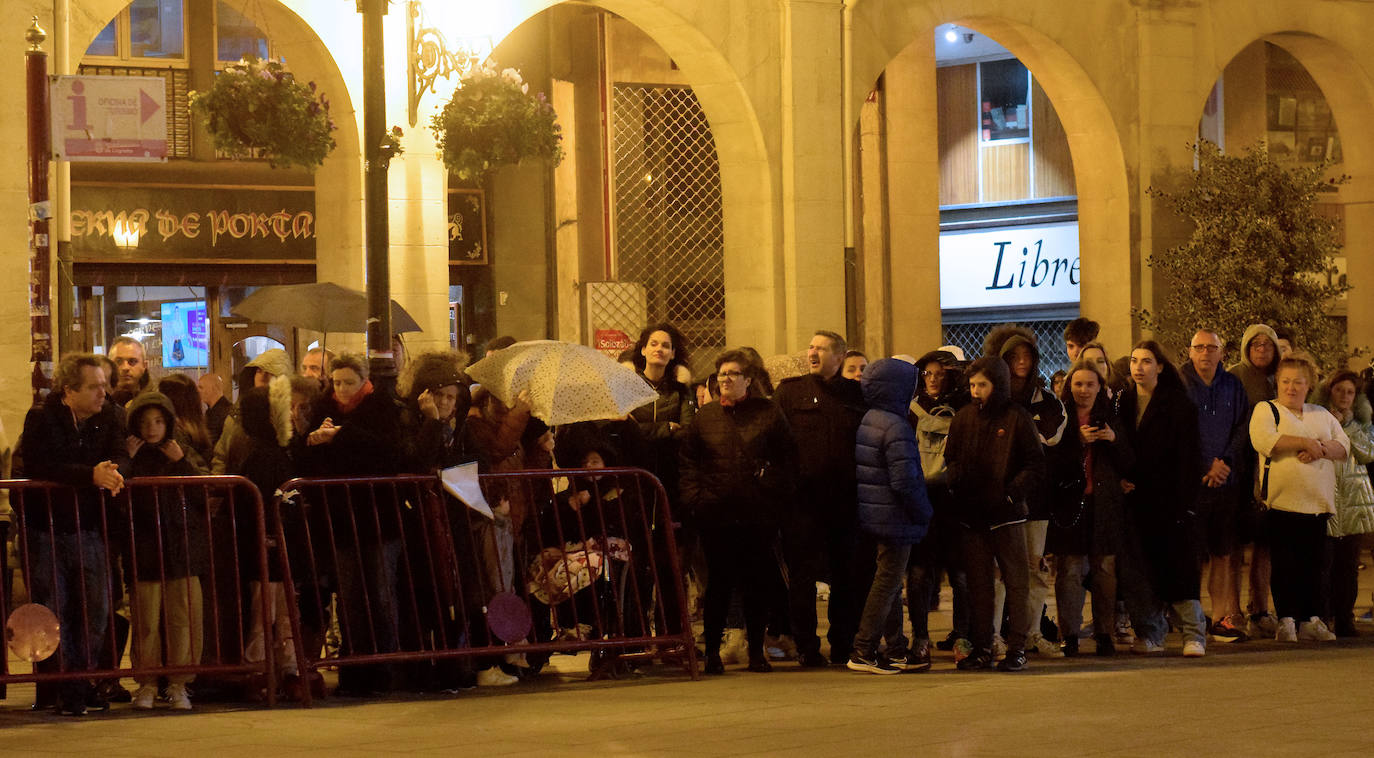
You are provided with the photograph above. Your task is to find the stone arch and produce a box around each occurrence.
[66,0,365,286]
[427,0,777,350]
[1198,14,1374,358]
[849,2,1134,350]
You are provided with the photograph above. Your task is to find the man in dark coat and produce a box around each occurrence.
[847,358,932,674]
[18,353,128,715]
[771,330,866,666]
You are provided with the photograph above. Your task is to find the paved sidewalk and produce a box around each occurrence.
[2,633,1371,756]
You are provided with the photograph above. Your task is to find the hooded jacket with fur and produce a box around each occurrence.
[1228,323,1280,406]
[124,391,209,579]
[984,325,1067,448]
[945,356,1046,530]
[854,359,932,544]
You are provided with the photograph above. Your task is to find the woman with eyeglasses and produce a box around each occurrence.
[679,349,797,674]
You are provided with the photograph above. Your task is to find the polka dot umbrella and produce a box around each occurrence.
[465,340,660,426]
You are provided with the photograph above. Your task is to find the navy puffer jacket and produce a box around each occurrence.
[855,359,932,544]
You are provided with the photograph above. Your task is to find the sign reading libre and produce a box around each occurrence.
[70,184,316,262]
[939,221,1080,310]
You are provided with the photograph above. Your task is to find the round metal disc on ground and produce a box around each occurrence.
[487,591,533,643]
[6,603,61,662]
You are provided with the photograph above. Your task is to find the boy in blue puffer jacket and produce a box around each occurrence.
[848,358,933,674]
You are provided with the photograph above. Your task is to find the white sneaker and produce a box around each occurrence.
[1298,616,1336,642]
[166,683,192,711]
[991,634,1008,661]
[1275,616,1298,642]
[1182,640,1206,658]
[477,667,518,687]
[1131,639,1165,655]
[132,685,157,710]
[719,628,747,664]
[764,633,798,661]
[1030,635,1064,658]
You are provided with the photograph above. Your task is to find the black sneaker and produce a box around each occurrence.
[935,631,959,651]
[704,653,725,675]
[891,640,932,672]
[1208,617,1249,643]
[846,653,901,675]
[797,651,829,668]
[956,649,993,671]
[1061,636,1079,657]
[746,657,773,673]
[1094,633,1116,656]
[997,649,1028,672]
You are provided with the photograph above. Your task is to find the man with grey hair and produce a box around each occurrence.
[19,353,128,715]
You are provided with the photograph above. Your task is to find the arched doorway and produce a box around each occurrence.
[849,8,1131,360]
[426,1,776,359]
[61,0,362,379]
[1197,29,1374,365]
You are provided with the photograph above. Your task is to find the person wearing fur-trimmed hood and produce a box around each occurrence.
[983,324,1066,658]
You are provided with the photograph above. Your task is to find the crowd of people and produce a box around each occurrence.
[10,315,1374,714]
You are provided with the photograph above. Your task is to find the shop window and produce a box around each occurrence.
[217,1,270,63]
[979,58,1030,142]
[85,0,188,64]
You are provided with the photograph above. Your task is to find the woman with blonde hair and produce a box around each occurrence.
[1250,354,1350,642]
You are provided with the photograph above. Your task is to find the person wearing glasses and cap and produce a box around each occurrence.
[679,349,797,675]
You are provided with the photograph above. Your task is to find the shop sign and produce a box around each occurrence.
[448,189,487,265]
[70,184,315,262]
[51,75,167,162]
[594,329,634,353]
[939,221,1079,310]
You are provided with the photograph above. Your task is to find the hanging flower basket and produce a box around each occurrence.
[430,63,563,184]
[190,56,337,170]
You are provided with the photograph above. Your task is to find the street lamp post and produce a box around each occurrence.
[358,0,395,388]
[26,17,52,404]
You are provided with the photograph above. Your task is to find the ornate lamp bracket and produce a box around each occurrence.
[407,1,490,127]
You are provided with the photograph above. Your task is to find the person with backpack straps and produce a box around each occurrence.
[904,348,971,662]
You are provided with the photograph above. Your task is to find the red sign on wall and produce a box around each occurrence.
[594,329,633,353]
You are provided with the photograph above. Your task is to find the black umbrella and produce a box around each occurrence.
[230,282,422,333]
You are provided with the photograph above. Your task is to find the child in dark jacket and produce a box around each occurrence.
[124,392,207,711]
[945,356,1046,672]
[848,358,933,674]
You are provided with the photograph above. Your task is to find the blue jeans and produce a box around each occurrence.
[853,540,910,658]
[26,530,112,682]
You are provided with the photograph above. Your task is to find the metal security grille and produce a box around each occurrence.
[77,65,192,158]
[611,84,725,379]
[942,319,1073,382]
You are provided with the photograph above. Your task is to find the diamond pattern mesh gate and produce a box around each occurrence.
[611,84,725,379]
[941,319,1073,382]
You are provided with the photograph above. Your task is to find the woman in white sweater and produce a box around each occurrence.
[1249,355,1350,643]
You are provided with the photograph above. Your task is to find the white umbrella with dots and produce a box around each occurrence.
[465,340,659,426]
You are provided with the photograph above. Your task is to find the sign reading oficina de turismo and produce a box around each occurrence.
[50,75,167,162]
[939,221,1079,310]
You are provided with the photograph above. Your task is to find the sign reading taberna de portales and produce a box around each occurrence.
[939,221,1080,310]
[51,75,168,162]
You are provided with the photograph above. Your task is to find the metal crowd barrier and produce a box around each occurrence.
[0,476,282,707]
[274,466,698,702]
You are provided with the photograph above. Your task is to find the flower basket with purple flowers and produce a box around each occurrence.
[430,63,563,183]
[190,56,337,170]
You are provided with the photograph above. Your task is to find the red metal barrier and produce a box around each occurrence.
[0,476,282,709]
[273,466,698,699]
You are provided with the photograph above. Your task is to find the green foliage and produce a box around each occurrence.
[189,56,337,171]
[1139,141,1351,369]
[430,63,563,184]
